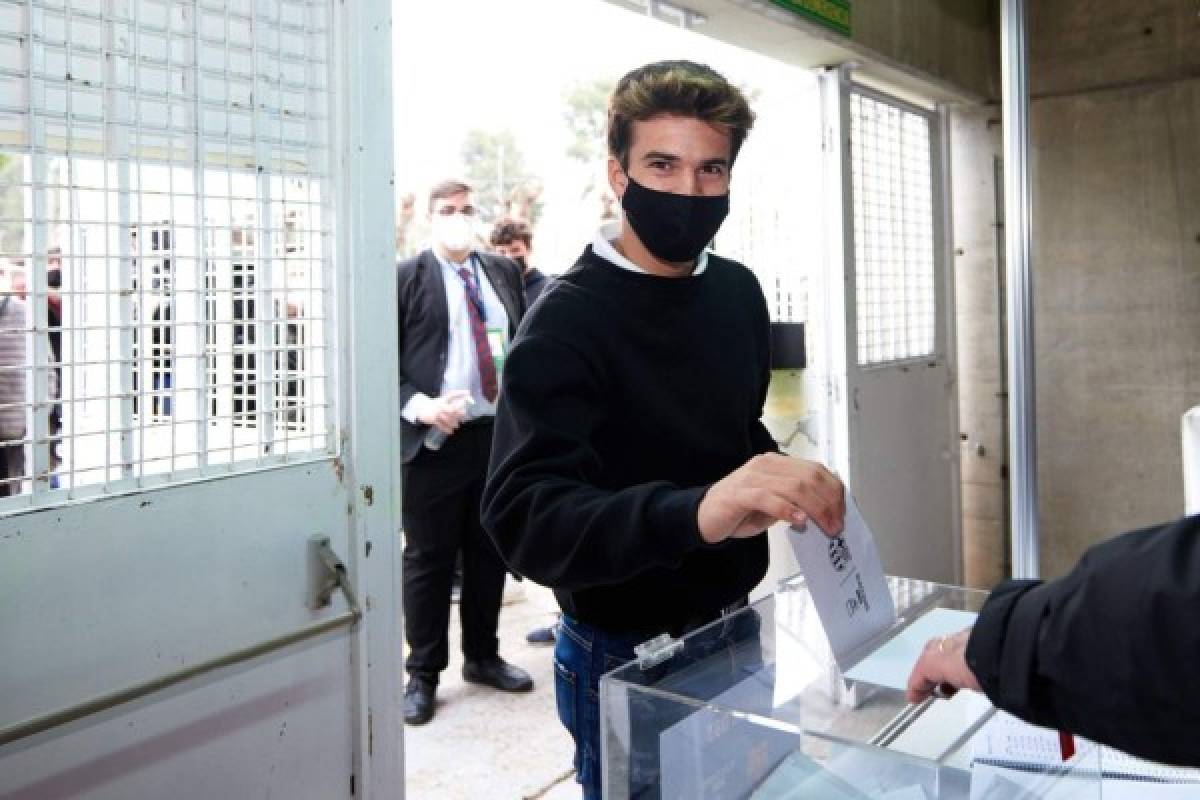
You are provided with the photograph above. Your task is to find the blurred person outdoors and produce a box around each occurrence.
[0,254,61,495]
[0,259,26,495]
[45,247,63,486]
[395,191,418,259]
[490,217,549,307]
[396,178,533,726]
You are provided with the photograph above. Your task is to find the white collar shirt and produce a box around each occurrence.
[591,220,709,276]
[432,250,509,418]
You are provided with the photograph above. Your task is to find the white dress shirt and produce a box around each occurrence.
[400,251,510,427]
[591,220,709,276]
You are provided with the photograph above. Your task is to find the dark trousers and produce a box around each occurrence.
[0,441,24,496]
[401,420,506,681]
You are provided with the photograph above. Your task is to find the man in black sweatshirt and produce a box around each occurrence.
[482,60,845,799]
[906,514,1200,767]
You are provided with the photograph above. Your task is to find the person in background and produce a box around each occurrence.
[907,514,1200,768]
[45,248,62,487]
[396,179,532,726]
[0,260,27,495]
[490,218,548,307]
[1,256,61,494]
[482,61,845,797]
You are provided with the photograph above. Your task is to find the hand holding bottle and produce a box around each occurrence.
[421,391,473,450]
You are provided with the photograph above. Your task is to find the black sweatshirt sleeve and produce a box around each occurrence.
[482,332,707,592]
[965,515,1200,766]
[396,262,418,412]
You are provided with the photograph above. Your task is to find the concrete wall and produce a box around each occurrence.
[847,0,1000,100]
[620,0,1001,104]
[950,107,1007,588]
[1029,0,1200,576]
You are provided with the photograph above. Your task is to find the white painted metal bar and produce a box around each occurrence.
[318,30,336,457]
[164,3,177,476]
[252,0,275,464]
[25,0,47,502]
[221,2,237,468]
[113,0,135,481]
[334,0,403,792]
[190,3,209,469]
[1001,0,1039,579]
[132,0,147,485]
[817,66,855,478]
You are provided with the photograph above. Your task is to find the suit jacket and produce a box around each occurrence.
[397,248,526,463]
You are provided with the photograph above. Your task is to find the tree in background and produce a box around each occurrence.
[0,153,24,258]
[461,128,541,224]
[561,77,618,227]
[394,191,418,259]
[562,78,612,169]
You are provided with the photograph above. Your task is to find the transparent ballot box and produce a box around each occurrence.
[599,576,1102,799]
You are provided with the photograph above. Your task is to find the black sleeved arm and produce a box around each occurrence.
[481,333,707,592]
[396,261,419,412]
[965,515,1200,766]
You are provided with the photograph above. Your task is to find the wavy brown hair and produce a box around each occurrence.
[607,60,756,169]
[490,218,532,248]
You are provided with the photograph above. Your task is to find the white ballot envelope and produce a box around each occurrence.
[788,493,896,669]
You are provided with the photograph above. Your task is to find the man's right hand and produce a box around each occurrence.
[418,390,471,434]
[696,453,845,544]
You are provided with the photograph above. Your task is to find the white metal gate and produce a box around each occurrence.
[0,1,401,797]
[818,68,961,584]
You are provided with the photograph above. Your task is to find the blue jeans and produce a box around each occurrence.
[554,615,643,799]
[554,609,763,799]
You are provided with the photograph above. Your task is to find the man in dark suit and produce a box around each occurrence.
[397,179,533,726]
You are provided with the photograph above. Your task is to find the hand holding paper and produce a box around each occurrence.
[787,493,984,694]
[697,453,845,544]
[789,493,896,668]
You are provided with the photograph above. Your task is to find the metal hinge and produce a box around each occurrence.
[635,633,683,669]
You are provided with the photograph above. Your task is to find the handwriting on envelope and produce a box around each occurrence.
[788,493,896,669]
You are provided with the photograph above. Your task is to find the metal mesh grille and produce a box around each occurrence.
[0,0,334,504]
[850,90,936,366]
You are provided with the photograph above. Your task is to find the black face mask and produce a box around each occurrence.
[513,255,528,272]
[620,175,730,264]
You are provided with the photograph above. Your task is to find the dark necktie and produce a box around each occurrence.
[457,266,498,402]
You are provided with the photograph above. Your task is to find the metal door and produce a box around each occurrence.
[817,68,961,583]
[0,1,401,797]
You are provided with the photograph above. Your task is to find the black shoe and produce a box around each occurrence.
[525,625,556,645]
[404,676,436,725]
[463,656,533,693]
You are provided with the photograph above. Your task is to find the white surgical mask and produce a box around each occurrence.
[432,212,475,253]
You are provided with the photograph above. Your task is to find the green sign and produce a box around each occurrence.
[767,0,852,36]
